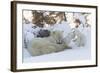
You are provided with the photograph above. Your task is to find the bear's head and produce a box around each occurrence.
[50,30,64,44]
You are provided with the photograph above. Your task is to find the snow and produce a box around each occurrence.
[22,22,91,63]
[23,23,41,48]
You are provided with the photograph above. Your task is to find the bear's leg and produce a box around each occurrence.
[28,48,42,56]
[41,45,57,54]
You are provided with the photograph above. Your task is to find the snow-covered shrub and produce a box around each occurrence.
[27,30,70,56]
[23,11,33,23]
[73,13,86,25]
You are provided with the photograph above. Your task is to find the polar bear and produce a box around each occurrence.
[72,28,86,47]
[63,29,76,45]
[27,30,70,56]
[63,28,86,47]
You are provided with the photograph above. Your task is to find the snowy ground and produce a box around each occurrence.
[22,22,91,63]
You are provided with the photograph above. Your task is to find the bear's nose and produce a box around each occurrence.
[56,39,63,44]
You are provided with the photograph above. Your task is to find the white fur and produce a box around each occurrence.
[63,28,86,47]
[72,28,86,47]
[63,30,75,45]
[27,30,69,56]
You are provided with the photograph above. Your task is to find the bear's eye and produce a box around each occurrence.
[53,31,56,34]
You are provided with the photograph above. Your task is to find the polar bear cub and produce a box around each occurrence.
[63,28,86,47]
[72,28,86,47]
